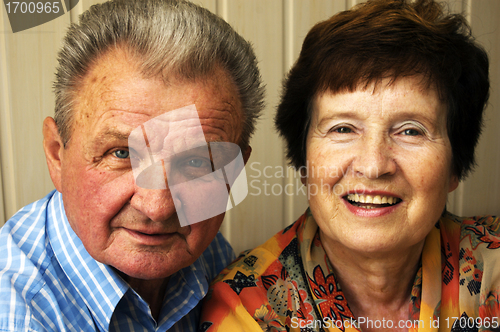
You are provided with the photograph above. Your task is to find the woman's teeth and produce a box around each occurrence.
[346,194,401,208]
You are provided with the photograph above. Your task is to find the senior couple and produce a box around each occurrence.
[0,0,498,331]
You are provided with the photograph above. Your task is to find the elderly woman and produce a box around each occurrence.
[201,0,498,331]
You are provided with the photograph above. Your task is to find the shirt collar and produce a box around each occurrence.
[157,245,210,328]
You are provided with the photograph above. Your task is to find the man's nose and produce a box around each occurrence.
[130,186,177,223]
[350,134,397,179]
[128,155,179,222]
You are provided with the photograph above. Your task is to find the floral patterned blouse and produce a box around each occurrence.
[200,209,500,332]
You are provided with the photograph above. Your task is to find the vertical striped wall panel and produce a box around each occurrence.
[0,5,69,221]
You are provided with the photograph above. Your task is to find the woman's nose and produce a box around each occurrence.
[351,134,397,179]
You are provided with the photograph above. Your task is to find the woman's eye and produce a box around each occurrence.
[332,126,352,134]
[402,128,420,136]
[113,149,130,159]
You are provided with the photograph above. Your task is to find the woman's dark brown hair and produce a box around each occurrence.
[275,0,489,180]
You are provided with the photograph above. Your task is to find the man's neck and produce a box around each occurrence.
[130,277,170,321]
[117,271,170,322]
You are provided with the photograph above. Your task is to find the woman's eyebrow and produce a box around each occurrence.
[316,111,362,126]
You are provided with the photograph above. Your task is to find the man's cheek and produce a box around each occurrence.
[170,175,230,227]
[185,217,223,252]
[77,171,134,217]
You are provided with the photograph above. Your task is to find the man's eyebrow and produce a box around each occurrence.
[92,129,132,148]
[101,129,130,141]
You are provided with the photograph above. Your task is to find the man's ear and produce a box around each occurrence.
[242,145,252,164]
[43,117,64,192]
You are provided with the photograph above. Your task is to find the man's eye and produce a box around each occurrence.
[402,128,420,136]
[113,150,130,159]
[187,159,209,168]
[172,158,215,182]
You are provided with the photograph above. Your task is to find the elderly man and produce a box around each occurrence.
[0,0,264,331]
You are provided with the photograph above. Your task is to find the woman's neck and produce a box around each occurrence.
[320,229,423,331]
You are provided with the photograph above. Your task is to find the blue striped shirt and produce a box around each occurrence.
[0,190,235,331]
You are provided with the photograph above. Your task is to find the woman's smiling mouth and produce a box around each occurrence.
[345,193,402,209]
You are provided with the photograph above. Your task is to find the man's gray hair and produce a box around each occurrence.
[54,0,264,149]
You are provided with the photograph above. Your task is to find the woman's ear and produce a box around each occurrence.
[43,117,64,192]
[300,167,307,186]
[448,174,459,193]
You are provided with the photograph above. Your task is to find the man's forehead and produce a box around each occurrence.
[71,47,243,146]
[89,107,236,138]
[77,46,239,106]
[77,69,239,118]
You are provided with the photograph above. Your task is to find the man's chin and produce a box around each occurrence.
[109,250,197,281]
[115,268,173,282]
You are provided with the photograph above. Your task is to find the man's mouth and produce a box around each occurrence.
[345,193,401,209]
[135,231,167,237]
[123,227,179,246]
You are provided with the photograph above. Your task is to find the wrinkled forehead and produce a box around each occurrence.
[127,104,206,154]
[71,47,243,142]
[74,45,239,115]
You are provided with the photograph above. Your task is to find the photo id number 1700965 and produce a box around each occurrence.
[4,2,60,14]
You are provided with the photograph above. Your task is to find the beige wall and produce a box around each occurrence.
[1,0,499,255]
